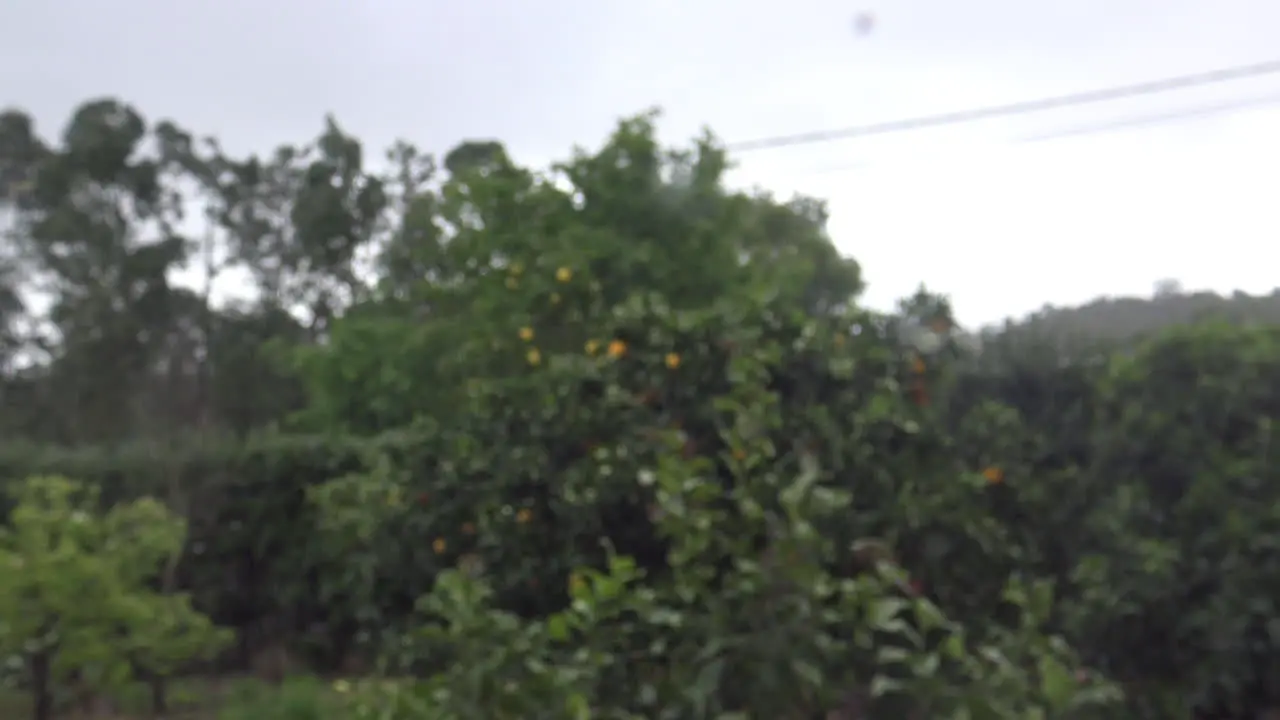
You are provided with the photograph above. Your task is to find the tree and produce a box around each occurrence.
[0,100,319,444]
[0,100,190,443]
[304,112,1117,718]
[293,110,864,434]
[0,475,230,720]
[178,116,386,337]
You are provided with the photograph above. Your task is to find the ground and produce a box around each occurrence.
[0,675,344,720]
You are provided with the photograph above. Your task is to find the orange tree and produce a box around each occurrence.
[299,113,1118,716]
[1072,323,1280,718]
[336,296,1121,717]
[312,280,1117,717]
[942,331,1118,639]
[945,318,1280,718]
[290,111,862,438]
[295,110,868,638]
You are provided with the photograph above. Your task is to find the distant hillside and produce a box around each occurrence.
[990,287,1280,346]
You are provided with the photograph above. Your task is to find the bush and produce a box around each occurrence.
[0,433,433,671]
[308,286,1120,717]
[0,475,231,720]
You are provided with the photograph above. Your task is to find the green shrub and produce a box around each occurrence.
[311,293,1120,717]
[0,432,432,670]
[287,112,1128,717]
[216,675,340,720]
[0,474,231,720]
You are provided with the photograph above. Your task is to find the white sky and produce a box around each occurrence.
[2,0,1278,327]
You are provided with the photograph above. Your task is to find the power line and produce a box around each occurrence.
[725,59,1280,153]
[1020,91,1280,142]
[793,90,1280,177]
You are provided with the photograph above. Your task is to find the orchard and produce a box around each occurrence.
[0,101,1276,718]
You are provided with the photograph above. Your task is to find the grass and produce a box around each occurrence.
[0,674,347,720]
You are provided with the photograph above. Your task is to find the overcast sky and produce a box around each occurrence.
[2,0,1278,327]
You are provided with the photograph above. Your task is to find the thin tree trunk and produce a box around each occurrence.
[148,667,168,717]
[29,649,52,720]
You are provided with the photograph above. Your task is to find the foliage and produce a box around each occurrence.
[2,96,1279,718]
[299,117,1120,718]
[0,475,231,720]
[0,433,432,671]
[1076,324,1280,717]
[215,675,344,720]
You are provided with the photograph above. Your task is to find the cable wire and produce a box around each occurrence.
[791,90,1280,178]
[1019,91,1280,142]
[725,59,1280,153]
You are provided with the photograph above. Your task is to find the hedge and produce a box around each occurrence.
[0,431,406,670]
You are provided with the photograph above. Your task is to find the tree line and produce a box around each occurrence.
[0,100,869,446]
[1,99,415,443]
[4,97,1277,447]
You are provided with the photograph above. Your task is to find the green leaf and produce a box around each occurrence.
[1037,655,1075,712]
[869,674,904,698]
[869,596,908,628]
[791,658,823,688]
[547,614,570,641]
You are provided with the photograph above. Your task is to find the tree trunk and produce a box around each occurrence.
[29,650,52,720]
[149,673,168,716]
